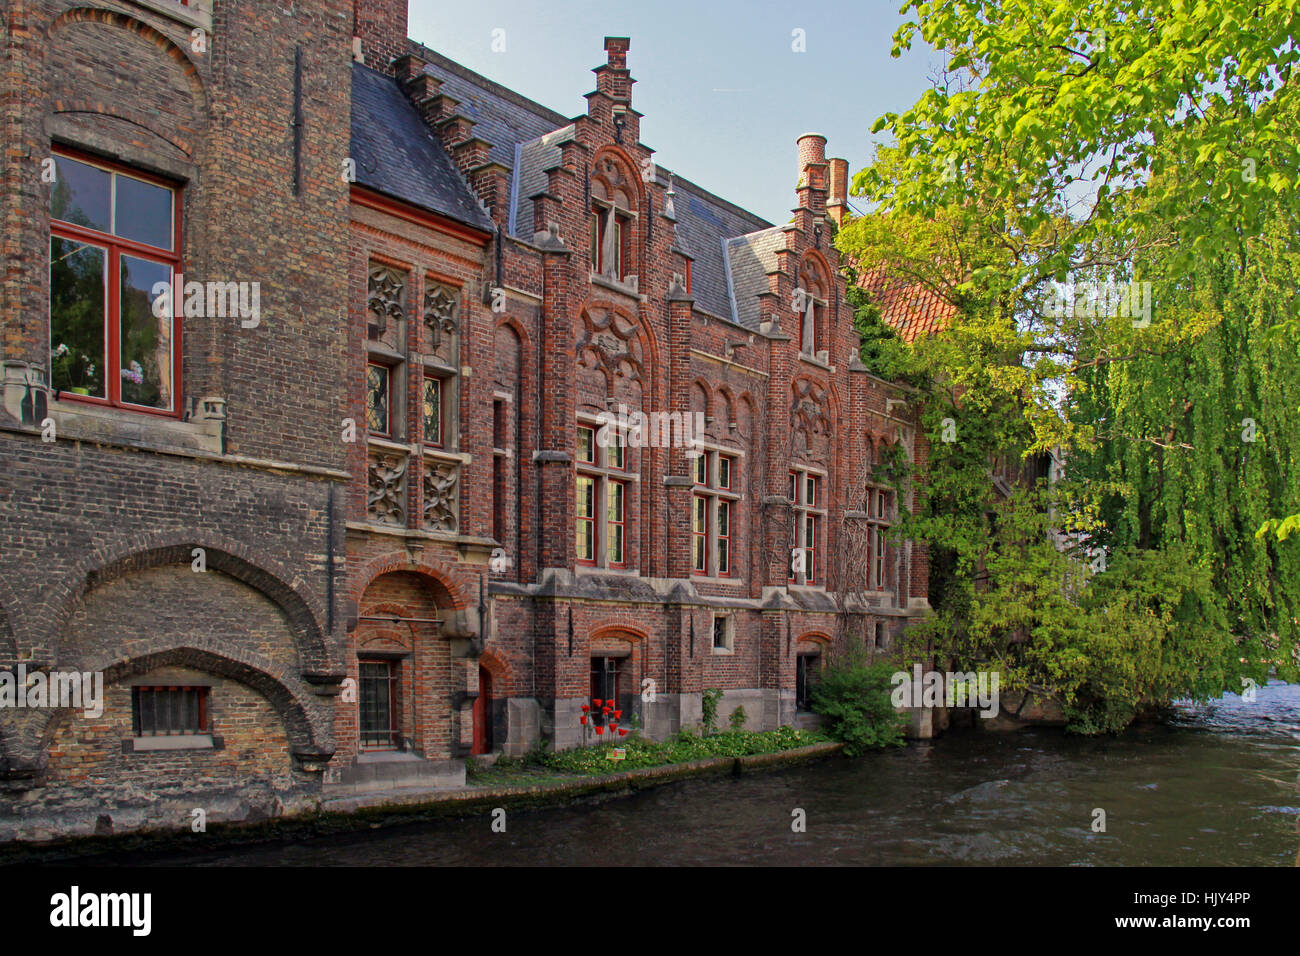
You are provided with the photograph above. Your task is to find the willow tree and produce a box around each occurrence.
[837,0,1300,728]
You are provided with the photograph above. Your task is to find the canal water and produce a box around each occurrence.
[95,681,1300,866]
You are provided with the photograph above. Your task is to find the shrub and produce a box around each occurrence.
[811,657,908,755]
[729,705,747,732]
[701,687,723,735]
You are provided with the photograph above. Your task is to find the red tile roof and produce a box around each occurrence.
[856,267,957,343]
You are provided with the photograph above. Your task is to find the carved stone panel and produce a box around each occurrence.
[422,460,459,533]
[368,451,407,526]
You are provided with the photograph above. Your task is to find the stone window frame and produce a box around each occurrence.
[366,260,410,443]
[711,612,735,655]
[691,445,743,579]
[48,147,183,417]
[575,417,638,571]
[788,466,827,587]
[865,484,895,592]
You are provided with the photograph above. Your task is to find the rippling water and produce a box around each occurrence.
[100,681,1300,866]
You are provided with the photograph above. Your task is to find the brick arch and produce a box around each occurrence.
[350,552,469,612]
[590,144,646,209]
[796,630,833,649]
[47,7,209,113]
[36,532,332,671]
[478,648,510,684]
[90,644,332,759]
[589,624,648,645]
[493,314,531,351]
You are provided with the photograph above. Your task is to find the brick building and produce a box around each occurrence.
[0,0,929,839]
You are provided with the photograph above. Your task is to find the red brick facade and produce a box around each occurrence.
[0,0,929,841]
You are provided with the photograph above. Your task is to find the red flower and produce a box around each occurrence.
[592,699,603,707]
[580,715,588,725]
[613,710,622,719]
[602,706,611,715]
[581,705,590,713]
[619,728,628,737]
[595,725,605,735]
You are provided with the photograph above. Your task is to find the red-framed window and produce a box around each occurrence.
[789,468,825,586]
[49,150,182,414]
[717,498,732,575]
[576,474,597,564]
[606,479,627,566]
[591,204,631,280]
[132,686,207,736]
[366,362,392,436]
[875,525,886,589]
[692,494,707,573]
[577,425,596,464]
[804,514,818,584]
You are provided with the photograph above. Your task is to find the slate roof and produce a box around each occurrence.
[349,62,494,233]
[857,266,956,343]
[512,125,575,238]
[724,227,785,330]
[671,177,772,322]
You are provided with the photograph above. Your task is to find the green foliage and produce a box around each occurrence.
[728,705,747,732]
[701,687,723,735]
[810,657,909,755]
[537,726,828,775]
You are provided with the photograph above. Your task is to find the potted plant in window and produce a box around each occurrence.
[51,343,95,395]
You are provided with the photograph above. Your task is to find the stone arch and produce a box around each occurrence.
[39,532,332,671]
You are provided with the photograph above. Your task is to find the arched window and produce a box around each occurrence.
[590,156,638,283]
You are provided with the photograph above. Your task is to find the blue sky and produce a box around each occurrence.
[407,0,942,225]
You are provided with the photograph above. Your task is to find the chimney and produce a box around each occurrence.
[827,157,849,227]
[596,37,633,101]
[796,133,828,215]
[353,0,409,74]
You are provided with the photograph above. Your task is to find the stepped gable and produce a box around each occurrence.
[350,62,495,232]
[406,40,778,327]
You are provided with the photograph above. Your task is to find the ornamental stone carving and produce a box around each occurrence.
[422,461,458,532]
[368,452,407,526]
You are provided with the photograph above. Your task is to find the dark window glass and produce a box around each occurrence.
[115,174,173,250]
[51,156,111,232]
[133,686,206,736]
[422,376,442,445]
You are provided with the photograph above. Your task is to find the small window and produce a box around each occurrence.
[875,621,887,649]
[805,475,818,507]
[717,499,731,575]
[692,495,708,573]
[693,451,708,485]
[576,475,597,563]
[606,480,626,566]
[608,431,626,470]
[422,375,443,446]
[874,528,886,589]
[712,615,733,653]
[366,362,391,435]
[577,426,596,464]
[359,660,399,750]
[133,686,207,737]
[718,455,733,490]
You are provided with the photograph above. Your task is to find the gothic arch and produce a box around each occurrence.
[350,553,470,613]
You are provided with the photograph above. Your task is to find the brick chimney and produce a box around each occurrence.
[827,157,850,227]
[796,133,828,215]
[353,0,409,74]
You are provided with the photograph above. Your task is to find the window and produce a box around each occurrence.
[422,375,442,446]
[607,480,626,566]
[712,614,733,653]
[874,621,887,649]
[799,298,817,356]
[590,656,622,724]
[49,152,179,412]
[691,450,740,577]
[366,362,391,436]
[591,202,632,281]
[796,655,820,711]
[133,686,207,736]
[789,468,826,586]
[359,660,399,750]
[867,485,894,592]
[575,421,633,569]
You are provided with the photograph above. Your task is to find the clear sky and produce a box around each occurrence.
[406,0,942,225]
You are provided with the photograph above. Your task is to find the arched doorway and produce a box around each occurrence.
[472,665,493,755]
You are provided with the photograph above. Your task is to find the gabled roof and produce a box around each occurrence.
[673,178,773,322]
[349,62,495,233]
[857,267,957,343]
